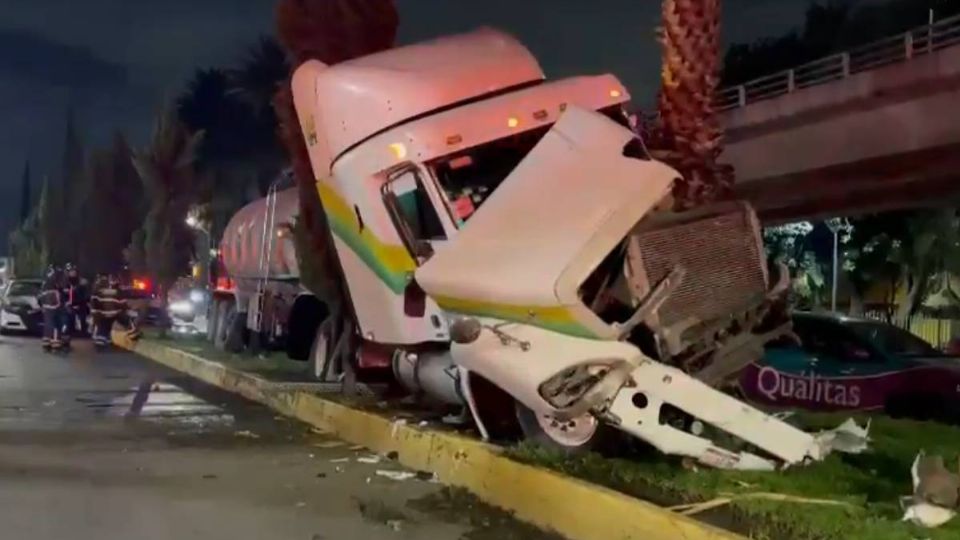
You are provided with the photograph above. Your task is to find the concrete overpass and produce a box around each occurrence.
[719,14,960,223]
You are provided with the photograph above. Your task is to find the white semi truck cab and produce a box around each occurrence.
[259,28,861,470]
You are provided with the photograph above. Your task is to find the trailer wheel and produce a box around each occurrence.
[515,401,601,454]
[224,308,246,354]
[206,299,221,343]
[213,300,231,351]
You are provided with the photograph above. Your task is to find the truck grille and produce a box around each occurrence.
[631,203,768,328]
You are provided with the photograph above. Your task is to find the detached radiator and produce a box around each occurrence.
[627,202,768,329]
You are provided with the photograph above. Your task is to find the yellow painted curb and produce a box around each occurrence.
[116,335,744,540]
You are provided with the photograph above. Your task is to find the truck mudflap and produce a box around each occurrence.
[450,317,869,471]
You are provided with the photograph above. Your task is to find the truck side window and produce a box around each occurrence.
[383,170,446,261]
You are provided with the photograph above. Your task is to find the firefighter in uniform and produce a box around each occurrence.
[39,267,66,351]
[91,274,140,348]
[64,263,90,336]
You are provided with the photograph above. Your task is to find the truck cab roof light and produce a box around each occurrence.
[610,89,623,98]
[507,116,520,128]
[389,142,407,160]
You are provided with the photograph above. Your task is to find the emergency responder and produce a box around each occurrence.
[91,274,140,348]
[39,267,65,351]
[64,263,90,336]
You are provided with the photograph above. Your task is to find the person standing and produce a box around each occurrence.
[64,263,89,336]
[91,274,139,348]
[39,268,65,351]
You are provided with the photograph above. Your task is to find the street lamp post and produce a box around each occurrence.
[185,213,212,285]
[826,219,844,313]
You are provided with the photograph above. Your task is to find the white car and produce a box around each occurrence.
[0,279,43,335]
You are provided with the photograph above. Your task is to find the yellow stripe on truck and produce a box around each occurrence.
[316,181,416,294]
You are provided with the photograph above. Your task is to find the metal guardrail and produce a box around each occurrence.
[717,13,960,111]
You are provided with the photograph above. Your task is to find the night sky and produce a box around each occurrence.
[1,0,813,247]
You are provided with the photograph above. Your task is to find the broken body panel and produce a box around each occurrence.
[290,28,861,470]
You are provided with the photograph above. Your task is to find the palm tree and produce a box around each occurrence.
[651,0,732,210]
[228,36,290,121]
[272,0,399,386]
[131,106,204,326]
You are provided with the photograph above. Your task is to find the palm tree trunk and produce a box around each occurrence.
[651,0,733,210]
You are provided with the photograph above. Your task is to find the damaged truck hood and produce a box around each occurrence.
[416,106,678,337]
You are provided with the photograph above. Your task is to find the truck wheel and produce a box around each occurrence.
[213,301,231,351]
[224,308,246,354]
[515,401,602,454]
[309,329,333,381]
[206,299,221,343]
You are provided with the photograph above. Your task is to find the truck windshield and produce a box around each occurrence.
[430,126,550,225]
[428,105,642,226]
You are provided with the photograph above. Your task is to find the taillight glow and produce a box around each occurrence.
[132,278,150,291]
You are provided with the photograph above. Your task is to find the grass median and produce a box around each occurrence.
[144,334,960,540]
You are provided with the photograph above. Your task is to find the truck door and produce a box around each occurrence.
[381,165,456,264]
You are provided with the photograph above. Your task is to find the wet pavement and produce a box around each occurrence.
[0,336,560,540]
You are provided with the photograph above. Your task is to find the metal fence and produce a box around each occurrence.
[863,309,956,349]
[716,13,960,111]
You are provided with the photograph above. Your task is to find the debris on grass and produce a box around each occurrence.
[508,412,960,540]
[234,430,260,439]
[902,451,960,528]
[357,455,382,464]
[376,470,417,481]
[816,417,872,455]
[311,441,345,449]
[329,458,350,464]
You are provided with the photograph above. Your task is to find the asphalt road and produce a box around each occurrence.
[0,336,559,540]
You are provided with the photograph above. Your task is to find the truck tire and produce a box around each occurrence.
[515,401,603,455]
[213,301,232,351]
[206,299,221,343]
[224,307,246,354]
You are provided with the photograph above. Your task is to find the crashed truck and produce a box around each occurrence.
[211,28,862,471]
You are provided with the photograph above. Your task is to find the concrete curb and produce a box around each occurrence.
[117,335,744,540]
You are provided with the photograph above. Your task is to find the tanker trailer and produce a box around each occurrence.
[207,185,328,361]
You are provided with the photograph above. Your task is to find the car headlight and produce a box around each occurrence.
[189,289,205,303]
[169,300,194,315]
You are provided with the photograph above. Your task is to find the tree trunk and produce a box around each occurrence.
[651,0,733,210]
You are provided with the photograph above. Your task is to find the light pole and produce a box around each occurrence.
[826,219,843,313]
[185,213,211,285]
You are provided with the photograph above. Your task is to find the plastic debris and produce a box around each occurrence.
[375,470,417,481]
[386,519,403,532]
[349,445,366,451]
[42,400,56,407]
[390,419,408,437]
[900,451,959,528]
[312,441,345,449]
[357,455,382,464]
[329,458,350,464]
[234,430,260,439]
[816,417,870,454]
[296,502,307,508]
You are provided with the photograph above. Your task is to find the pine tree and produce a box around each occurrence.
[43,108,85,265]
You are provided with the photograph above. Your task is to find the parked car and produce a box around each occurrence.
[0,278,43,335]
[739,311,960,421]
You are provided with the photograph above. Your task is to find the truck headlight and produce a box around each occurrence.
[169,300,194,315]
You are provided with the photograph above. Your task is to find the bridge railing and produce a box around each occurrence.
[717,13,960,111]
